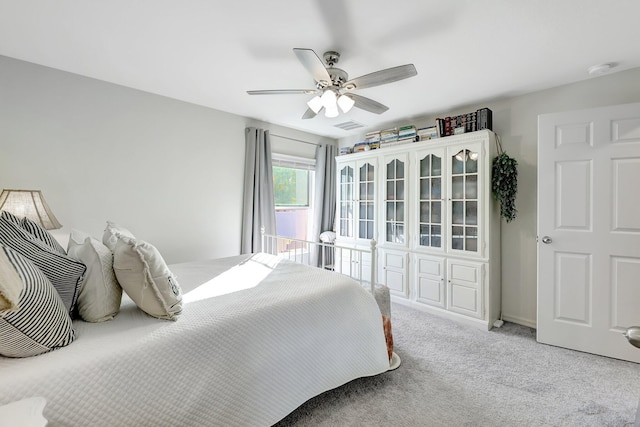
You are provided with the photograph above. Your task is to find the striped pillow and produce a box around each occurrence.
[21,217,67,255]
[0,245,75,357]
[0,211,22,226]
[0,217,85,316]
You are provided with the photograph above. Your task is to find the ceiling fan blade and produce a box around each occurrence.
[302,107,319,120]
[343,64,417,90]
[293,48,331,85]
[247,89,318,95]
[349,93,389,114]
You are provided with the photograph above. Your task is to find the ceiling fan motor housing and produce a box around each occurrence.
[323,51,340,66]
[320,51,349,90]
[328,68,348,89]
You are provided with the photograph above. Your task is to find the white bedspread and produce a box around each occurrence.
[0,253,390,426]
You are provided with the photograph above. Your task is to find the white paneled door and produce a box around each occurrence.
[538,102,640,363]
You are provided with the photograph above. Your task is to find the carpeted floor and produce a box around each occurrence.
[275,303,640,426]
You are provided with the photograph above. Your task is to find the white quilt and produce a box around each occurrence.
[0,253,390,426]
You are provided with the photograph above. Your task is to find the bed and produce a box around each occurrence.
[0,220,394,426]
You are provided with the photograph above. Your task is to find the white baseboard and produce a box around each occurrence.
[391,296,495,331]
[391,297,537,331]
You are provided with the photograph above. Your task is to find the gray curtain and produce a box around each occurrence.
[311,144,337,266]
[241,127,276,254]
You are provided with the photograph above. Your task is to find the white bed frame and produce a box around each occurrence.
[261,230,378,294]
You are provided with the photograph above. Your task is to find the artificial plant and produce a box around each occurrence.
[491,136,518,222]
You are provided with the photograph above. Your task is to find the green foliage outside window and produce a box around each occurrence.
[273,166,309,207]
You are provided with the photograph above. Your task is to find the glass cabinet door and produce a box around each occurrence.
[385,157,406,244]
[358,162,375,240]
[418,152,443,249]
[338,164,354,238]
[450,147,479,252]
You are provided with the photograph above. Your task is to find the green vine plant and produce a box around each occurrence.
[491,135,518,222]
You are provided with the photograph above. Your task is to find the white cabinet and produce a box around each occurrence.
[337,158,377,242]
[382,153,409,248]
[336,130,501,330]
[446,142,483,257]
[335,248,373,283]
[414,147,445,252]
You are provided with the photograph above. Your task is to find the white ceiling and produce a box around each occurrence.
[1,0,639,139]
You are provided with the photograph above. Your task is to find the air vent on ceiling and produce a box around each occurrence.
[334,120,365,131]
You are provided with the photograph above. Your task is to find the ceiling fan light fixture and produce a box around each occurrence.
[324,105,339,118]
[307,95,323,114]
[337,94,355,113]
[320,89,337,109]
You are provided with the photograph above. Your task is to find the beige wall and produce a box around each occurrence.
[0,55,334,264]
[339,67,640,327]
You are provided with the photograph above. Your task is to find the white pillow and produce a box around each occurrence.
[0,396,47,427]
[67,230,123,322]
[102,221,135,252]
[113,236,182,320]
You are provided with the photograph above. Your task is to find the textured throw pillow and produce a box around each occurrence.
[0,217,85,316]
[113,236,182,320]
[67,230,123,322]
[21,216,67,255]
[102,221,135,252]
[0,245,75,358]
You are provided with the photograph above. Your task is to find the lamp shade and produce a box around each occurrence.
[324,106,339,118]
[0,189,62,229]
[307,95,323,114]
[320,90,337,109]
[337,94,355,113]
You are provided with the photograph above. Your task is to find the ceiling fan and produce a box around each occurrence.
[247,48,417,119]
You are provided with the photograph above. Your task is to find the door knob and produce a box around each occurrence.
[623,326,640,348]
[541,236,552,244]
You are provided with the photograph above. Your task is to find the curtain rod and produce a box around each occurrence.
[270,133,322,147]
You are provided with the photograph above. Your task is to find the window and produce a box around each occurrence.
[272,154,315,244]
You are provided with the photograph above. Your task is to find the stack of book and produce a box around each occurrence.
[364,131,381,150]
[397,125,417,144]
[435,108,492,137]
[379,128,399,148]
[417,126,438,141]
[352,141,371,152]
[338,146,352,155]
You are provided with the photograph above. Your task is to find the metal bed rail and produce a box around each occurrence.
[261,230,377,294]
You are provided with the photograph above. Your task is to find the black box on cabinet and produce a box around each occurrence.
[477,108,492,131]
